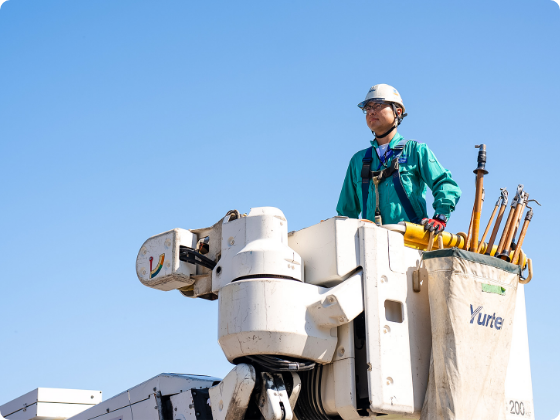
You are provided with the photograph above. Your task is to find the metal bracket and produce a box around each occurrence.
[208,364,256,420]
[191,388,213,420]
[413,267,428,293]
[257,372,293,420]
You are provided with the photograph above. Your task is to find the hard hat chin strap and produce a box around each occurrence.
[373,125,395,139]
[393,103,408,126]
[373,103,407,140]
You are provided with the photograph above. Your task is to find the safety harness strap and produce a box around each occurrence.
[361,139,421,223]
[361,147,374,220]
[392,170,422,224]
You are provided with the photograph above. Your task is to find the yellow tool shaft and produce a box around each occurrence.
[486,203,507,254]
[512,219,530,265]
[496,207,516,255]
[402,222,527,267]
[465,209,474,250]
[501,202,525,257]
[471,172,485,252]
[477,203,499,253]
[510,202,527,245]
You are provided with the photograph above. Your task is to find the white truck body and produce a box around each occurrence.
[2,208,534,420]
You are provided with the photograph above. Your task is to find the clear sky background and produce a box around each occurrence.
[1,0,559,418]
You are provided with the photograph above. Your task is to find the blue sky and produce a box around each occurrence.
[1,0,559,418]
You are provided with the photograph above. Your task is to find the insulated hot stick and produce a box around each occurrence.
[464,209,474,250]
[496,185,523,256]
[467,145,488,252]
[499,191,528,261]
[484,188,508,255]
[466,189,485,250]
[426,230,436,252]
[510,192,530,243]
[476,188,498,254]
[465,188,485,250]
[477,194,499,253]
[512,200,541,265]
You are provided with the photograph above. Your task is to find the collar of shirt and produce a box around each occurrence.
[370,132,404,168]
[376,143,390,160]
[370,132,403,149]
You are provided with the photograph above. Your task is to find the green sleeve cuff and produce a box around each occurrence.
[433,206,451,220]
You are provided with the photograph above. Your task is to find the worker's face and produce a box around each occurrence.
[365,102,402,133]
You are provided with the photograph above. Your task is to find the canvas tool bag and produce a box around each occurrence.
[420,248,520,420]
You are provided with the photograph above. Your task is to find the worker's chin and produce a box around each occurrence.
[368,124,390,134]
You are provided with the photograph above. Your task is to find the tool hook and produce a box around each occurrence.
[497,188,508,206]
[524,199,541,219]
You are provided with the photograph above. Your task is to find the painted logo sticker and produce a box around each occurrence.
[470,304,504,330]
[149,254,165,279]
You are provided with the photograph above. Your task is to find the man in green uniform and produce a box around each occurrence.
[337,84,461,233]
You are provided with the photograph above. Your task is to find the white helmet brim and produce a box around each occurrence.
[358,83,406,114]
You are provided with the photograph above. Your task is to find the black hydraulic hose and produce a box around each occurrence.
[178,245,217,270]
[316,366,331,419]
[246,355,316,372]
[308,367,329,420]
[294,369,339,420]
[302,371,316,420]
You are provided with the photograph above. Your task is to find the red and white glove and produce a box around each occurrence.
[421,215,447,234]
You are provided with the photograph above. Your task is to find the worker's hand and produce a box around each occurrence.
[422,216,447,234]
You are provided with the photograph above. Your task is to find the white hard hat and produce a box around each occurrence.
[358,84,406,114]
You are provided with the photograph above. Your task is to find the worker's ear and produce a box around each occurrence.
[396,107,403,117]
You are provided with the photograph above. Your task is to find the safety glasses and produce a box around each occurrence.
[362,102,390,114]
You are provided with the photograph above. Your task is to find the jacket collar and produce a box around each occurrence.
[370,132,403,150]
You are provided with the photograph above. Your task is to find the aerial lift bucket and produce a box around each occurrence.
[420,248,520,420]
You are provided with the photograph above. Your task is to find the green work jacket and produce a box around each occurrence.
[336,133,461,224]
